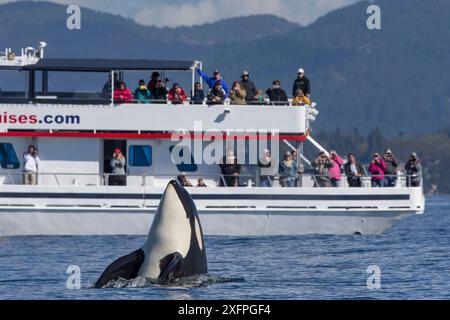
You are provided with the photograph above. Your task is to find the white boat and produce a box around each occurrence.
[0,43,425,236]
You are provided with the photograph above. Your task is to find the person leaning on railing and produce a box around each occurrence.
[207,81,226,105]
[168,83,187,104]
[344,153,364,187]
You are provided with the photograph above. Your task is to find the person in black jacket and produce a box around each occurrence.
[191,82,205,104]
[266,80,288,105]
[239,70,256,102]
[219,149,241,187]
[405,152,422,187]
[292,68,311,97]
[344,153,365,187]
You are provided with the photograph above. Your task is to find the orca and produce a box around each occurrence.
[95,180,207,288]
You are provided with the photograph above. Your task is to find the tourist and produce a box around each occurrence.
[328,150,344,187]
[266,80,288,104]
[168,83,187,104]
[290,150,304,187]
[219,149,241,187]
[405,152,422,187]
[207,81,226,105]
[292,89,311,106]
[383,149,400,187]
[344,153,364,187]
[191,82,205,104]
[110,148,126,186]
[113,81,133,103]
[134,79,151,103]
[101,72,119,98]
[229,81,246,105]
[177,174,193,187]
[292,68,311,97]
[239,70,256,102]
[23,145,39,185]
[368,153,386,187]
[313,151,332,187]
[196,66,229,97]
[197,178,207,187]
[258,149,274,187]
[279,151,298,187]
[147,71,160,96]
[152,79,168,102]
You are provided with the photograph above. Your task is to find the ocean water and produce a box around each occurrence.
[0,196,449,300]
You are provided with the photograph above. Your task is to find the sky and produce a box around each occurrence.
[0,0,363,27]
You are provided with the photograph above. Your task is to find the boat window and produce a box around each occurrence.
[129,145,152,167]
[0,70,28,102]
[35,71,110,104]
[169,146,198,172]
[0,143,20,169]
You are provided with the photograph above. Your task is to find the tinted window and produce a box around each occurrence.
[0,143,20,169]
[129,145,152,167]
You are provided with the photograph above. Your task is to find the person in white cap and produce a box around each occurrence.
[292,68,311,97]
[383,148,400,187]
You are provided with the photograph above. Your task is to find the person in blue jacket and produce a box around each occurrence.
[196,67,229,97]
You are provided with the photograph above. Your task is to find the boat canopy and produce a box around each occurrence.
[22,58,196,72]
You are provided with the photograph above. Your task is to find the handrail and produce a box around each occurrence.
[0,172,423,188]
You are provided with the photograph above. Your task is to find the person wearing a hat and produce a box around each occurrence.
[405,152,422,187]
[196,66,229,97]
[383,149,400,187]
[368,152,387,187]
[312,151,333,187]
[110,148,126,186]
[266,80,288,104]
[292,68,311,97]
[168,82,187,104]
[239,70,256,102]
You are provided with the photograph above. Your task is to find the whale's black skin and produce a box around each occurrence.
[94,180,207,288]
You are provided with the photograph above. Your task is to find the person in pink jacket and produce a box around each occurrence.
[328,150,344,187]
[368,153,387,187]
[113,81,133,103]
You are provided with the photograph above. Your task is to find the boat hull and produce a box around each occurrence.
[0,207,415,236]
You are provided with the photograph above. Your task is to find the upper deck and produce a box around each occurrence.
[0,47,314,136]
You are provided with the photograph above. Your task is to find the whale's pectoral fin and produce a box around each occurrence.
[158,252,182,284]
[95,248,145,288]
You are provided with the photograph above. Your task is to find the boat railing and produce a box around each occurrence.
[0,172,422,188]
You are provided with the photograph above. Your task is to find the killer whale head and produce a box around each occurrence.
[95,180,207,288]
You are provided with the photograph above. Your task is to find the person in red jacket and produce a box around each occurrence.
[113,81,133,103]
[368,153,387,187]
[168,83,187,104]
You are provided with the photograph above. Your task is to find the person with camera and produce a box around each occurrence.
[368,153,387,187]
[405,152,422,187]
[23,145,40,185]
[344,153,365,187]
[258,149,275,187]
[266,80,288,104]
[229,81,247,105]
[328,150,344,187]
[313,151,333,188]
[383,149,400,187]
[109,148,126,186]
